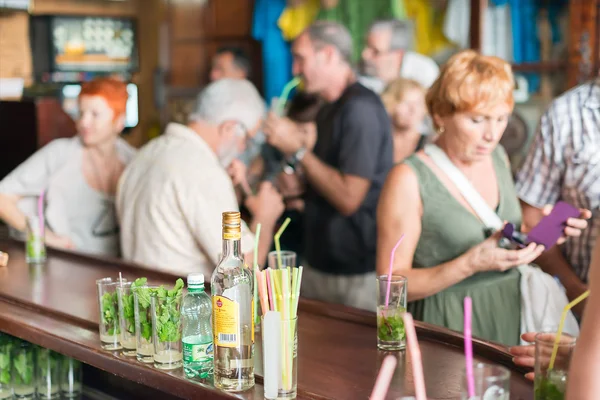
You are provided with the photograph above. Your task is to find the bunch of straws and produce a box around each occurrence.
[252,219,304,393]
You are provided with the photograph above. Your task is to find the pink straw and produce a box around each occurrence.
[265,269,275,311]
[403,313,427,400]
[464,297,475,398]
[37,191,45,236]
[385,234,405,307]
[370,355,397,400]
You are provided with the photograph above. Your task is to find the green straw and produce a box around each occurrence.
[276,77,302,115]
[274,218,292,269]
[253,224,261,325]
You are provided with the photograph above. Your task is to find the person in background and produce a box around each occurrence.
[265,21,393,311]
[0,77,136,257]
[210,46,252,81]
[360,19,440,94]
[380,78,429,163]
[515,78,600,316]
[259,91,322,259]
[117,79,284,277]
[376,50,588,345]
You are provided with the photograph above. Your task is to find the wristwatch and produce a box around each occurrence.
[293,147,307,164]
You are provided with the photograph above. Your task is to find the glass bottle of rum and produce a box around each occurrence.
[211,211,254,392]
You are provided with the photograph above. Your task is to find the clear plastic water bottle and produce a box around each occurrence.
[182,273,214,379]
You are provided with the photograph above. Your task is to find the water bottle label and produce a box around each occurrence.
[183,342,213,363]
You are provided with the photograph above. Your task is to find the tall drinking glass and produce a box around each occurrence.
[12,341,35,400]
[25,216,46,264]
[59,356,82,399]
[134,285,157,363]
[534,332,576,400]
[117,282,136,356]
[267,251,297,270]
[36,348,60,400]
[96,278,124,350]
[0,334,12,400]
[150,291,183,370]
[262,316,298,399]
[461,363,510,400]
[376,275,407,350]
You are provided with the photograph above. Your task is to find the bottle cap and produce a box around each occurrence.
[187,273,204,287]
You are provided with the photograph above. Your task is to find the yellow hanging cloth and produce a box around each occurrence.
[404,0,453,56]
[278,0,321,42]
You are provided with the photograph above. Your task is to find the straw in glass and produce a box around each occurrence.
[274,218,292,269]
[370,355,398,400]
[38,191,45,237]
[385,235,405,307]
[403,313,427,400]
[549,289,589,370]
[253,224,261,324]
[463,297,475,398]
[276,77,302,115]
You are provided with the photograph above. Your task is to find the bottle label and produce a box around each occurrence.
[223,232,241,240]
[183,341,213,363]
[213,295,240,347]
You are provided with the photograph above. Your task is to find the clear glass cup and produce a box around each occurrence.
[134,285,158,363]
[25,216,46,264]
[35,348,61,400]
[12,341,35,400]
[117,282,136,356]
[59,356,82,399]
[267,251,297,269]
[150,292,183,370]
[96,278,124,350]
[461,363,510,400]
[270,96,284,117]
[0,334,13,400]
[376,275,407,350]
[262,316,298,400]
[534,332,576,400]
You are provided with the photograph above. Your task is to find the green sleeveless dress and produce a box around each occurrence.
[404,146,522,346]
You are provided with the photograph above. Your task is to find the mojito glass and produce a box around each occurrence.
[461,363,510,400]
[534,332,576,400]
[96,278,125,350]
[117,282,136,356]
[36,348,60,400]
[150,291,183,370]
[0,334,12,400]
[59,356,82,399]
[12,341,34,400]
[267,251,297,269]
[376,275,407,350]
[134,285,157,363]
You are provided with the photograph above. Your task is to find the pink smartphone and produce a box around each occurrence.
[526,201,581,249]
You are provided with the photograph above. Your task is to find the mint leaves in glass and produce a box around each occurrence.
[376,275,407,351]
[534,332,576,400]
[117,280,139,356]
[133,280,156,363]
[12,341,34,399]
[150,278,184,370]
[36,348,60,400]
[96,278,126,350]
[0,334,12,400]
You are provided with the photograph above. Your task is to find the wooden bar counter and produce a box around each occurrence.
[0,239,533,399]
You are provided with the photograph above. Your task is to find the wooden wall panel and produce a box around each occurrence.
[31,0,138,16]
[169,42,212,87]
[169,2,211,40]
[212,0,252,38]
[567,0,599,87]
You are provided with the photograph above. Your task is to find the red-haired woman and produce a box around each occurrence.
[0,77,136,257]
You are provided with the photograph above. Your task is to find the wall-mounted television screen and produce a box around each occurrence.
[31,16,139,74]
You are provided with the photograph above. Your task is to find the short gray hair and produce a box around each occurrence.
[368,19,414,51]
[190,79,265,130]
[305,21,354,64]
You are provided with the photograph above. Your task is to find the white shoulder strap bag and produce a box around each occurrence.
[424,144,579,343]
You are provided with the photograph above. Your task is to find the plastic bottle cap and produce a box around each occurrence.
[187,273,204,287]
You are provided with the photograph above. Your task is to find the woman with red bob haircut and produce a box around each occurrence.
[0,77,136,256]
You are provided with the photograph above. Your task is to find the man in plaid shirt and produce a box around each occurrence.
[516,79,599,315]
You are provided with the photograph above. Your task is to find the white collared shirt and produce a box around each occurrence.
[117,123,254,276]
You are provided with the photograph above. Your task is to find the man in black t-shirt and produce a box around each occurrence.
[265,21,393,311]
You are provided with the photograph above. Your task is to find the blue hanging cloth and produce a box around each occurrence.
[252,0,293,102]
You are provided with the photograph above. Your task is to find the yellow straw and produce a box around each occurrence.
[549,290,590,370]
[253,224,261,324]
[275,218,291,269]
